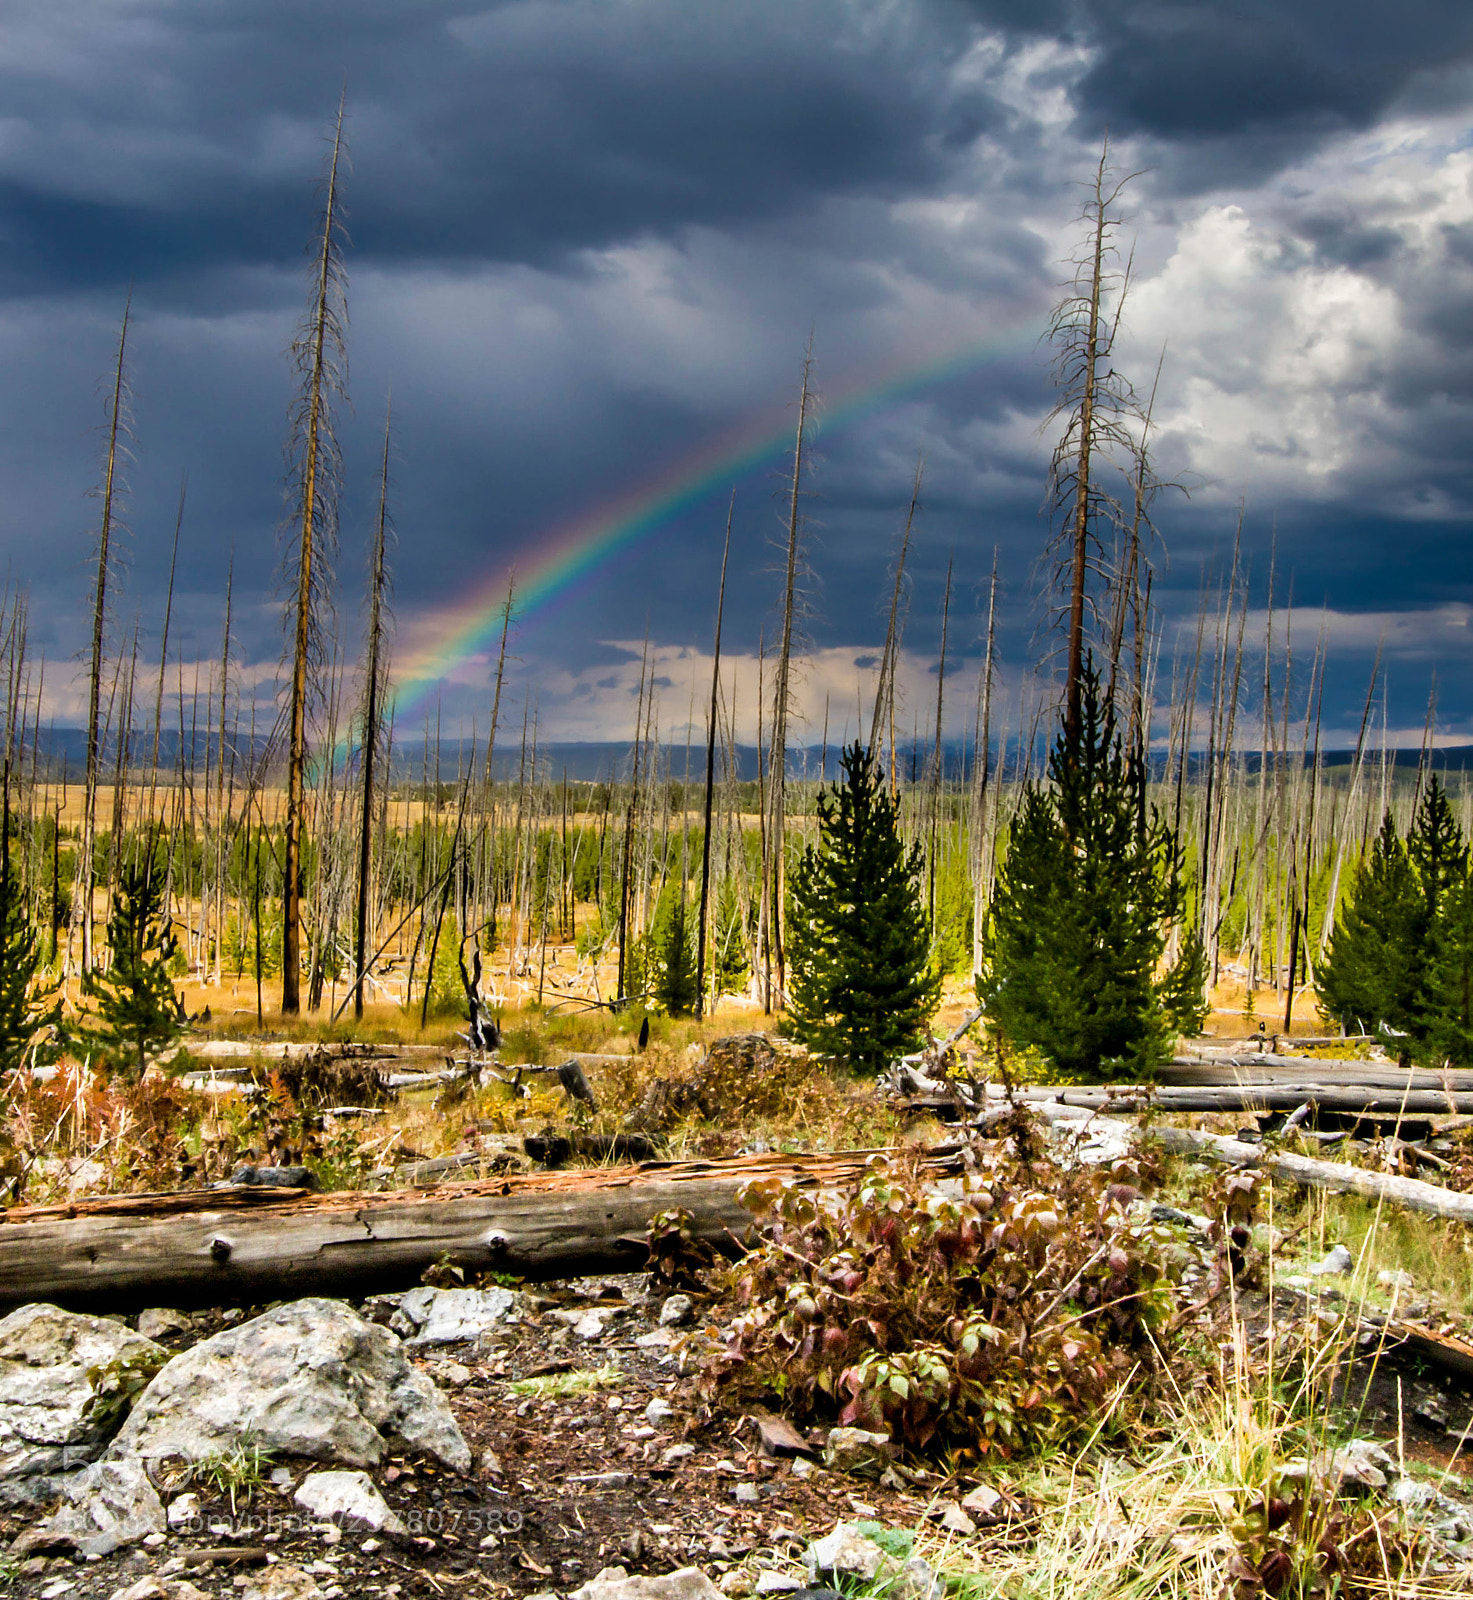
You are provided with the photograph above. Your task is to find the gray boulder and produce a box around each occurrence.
[0,1303,165,1506]
[110,1297,470,1472]
[14,1456,164,1557]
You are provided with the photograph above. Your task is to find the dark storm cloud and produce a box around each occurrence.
[1,0,1471,744]
[962,0,1473,186]
[0,0,997,295]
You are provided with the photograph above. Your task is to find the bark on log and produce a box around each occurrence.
[1017,1084,1473,1115]
[0,1148,961,1316]
[1165,1055,1473,1091]
[1149,1125,1473,1224]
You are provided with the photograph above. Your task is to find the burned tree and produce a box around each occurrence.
[281,98,349,1013]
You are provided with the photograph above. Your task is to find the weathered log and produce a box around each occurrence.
[1149,1125,1473,1224]
[0,1148,962,1315]
[1166,1054,1473,1091]
[1017,1084,1473,1115]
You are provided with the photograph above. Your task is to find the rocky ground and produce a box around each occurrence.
[4,1242,1473,1598]
[0,1274,971,1600]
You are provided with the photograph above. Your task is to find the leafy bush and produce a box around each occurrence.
[706,1148,1200,1460]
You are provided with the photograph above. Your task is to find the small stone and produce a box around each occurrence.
[569,1568,725,1600]
[479,1533,500,1550]
[822,1428,892,1477]
[895,1556,944,1600]
[620,1529,647,1562]
[135,1309,193,1341]
[959,1484,1005,1521]
[790,1459,812,1480]
[804,1523,890,1584]
[645,1398,675,1425]
[716,1575,750,1598]
[661,1443,696,1465]
[360,1539,381,1555]
[1308,1244,1354,1276]
[937,1503,976,1536]
[437,1363,473,1389]
[636,1329,674,1349]
[390,1287,519,1347]
[1280,1439,1394,1493]
[1390,1479,1436,1511]
[754,1573,801,1594]
[237,1566,323,1600]
[167,1493,201,1530]
[659,1296,694,1328]
[733,1482,760,1504]
[1378,1269,1416,1291]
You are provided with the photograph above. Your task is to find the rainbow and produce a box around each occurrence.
[387,322,1038,731]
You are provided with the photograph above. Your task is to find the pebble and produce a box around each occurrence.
[662,1443,696,1465]
[734,1483,760,1504]
[660,1295,695,1327]
[646,1398,675,1425]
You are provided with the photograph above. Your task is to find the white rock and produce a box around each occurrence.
[659,1296,694,1327]
[645,1398,675,1425]
[960,1483,1006,1520]
[1308,1244,1354,1276]
[25,1457,164,1557]
[389,1287,519,1347]
[804,1523,889,1583]
[110,1298,471,1473]
[660,1443,695,1464]
[166,1491,201,1530]
[135,1310,193,1342]
[822,1427,892,1476]
[436,1362,474,1389]
[237,1565,324,1600]
[636,1329,674,1349]
[754,1573,801,1593]
[293,1470,406,1534]
[895,1556,944,1600]
[1378,1269,1417,1291]
[937,1503,976,1536]
[107,1577,210,1600]
[1391,1479,1437,1511]
[1281,1439,1395,1493]
[0,1303,165,1505]
[569,1567,725,1600]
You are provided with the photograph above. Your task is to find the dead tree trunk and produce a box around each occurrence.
[0,1148,963,1315]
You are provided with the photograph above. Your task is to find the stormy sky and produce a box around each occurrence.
[4,0,1473,750]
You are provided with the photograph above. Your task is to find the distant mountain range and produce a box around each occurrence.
[15,729,1473,785]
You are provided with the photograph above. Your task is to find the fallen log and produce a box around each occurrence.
[1149,1125,1473,1225]
[1017,1084,1473,1115]
[1166,1054,1473,1091]
[0,1147,963,1316]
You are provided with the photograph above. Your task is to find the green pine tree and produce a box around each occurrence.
[785,741,939,1072]
[83,864,182,1080]
[1425,865,1473,1067]
[977,663,1198,1081]
[652,888,698,1017]
[0,873,61,1072]
[1316,813,1423,1048]
[711,876,750,1000]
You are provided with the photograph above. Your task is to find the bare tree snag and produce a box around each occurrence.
[78,295,132,975]
[283,96,348,1014]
